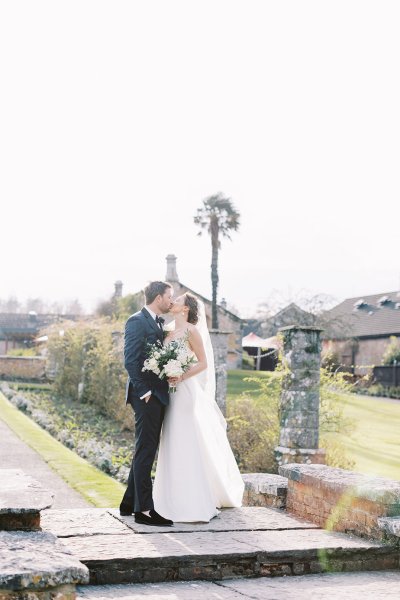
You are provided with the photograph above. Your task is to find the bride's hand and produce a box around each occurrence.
[168,376,183,385]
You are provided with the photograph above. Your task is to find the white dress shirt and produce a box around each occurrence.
[140,306,162,399]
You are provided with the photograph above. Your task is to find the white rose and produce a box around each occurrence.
[164,359,184,378]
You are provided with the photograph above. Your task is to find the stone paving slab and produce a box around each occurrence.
[0,530,89,591]
[0,468,54,514]
[61,530,259,561]
[109,506,318,534]
[61,526,398,584]
[229,528,386,555]
[41,509,133,537]
[76,571,400,599]
[77,580,243,598]
[60,526,392,563]
[221,570,400,599]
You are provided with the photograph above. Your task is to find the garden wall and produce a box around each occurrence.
[0,356,46,380]
[280,463,400,542]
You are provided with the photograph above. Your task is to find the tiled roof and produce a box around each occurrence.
[324,290,400,338]
[0,313,79,338]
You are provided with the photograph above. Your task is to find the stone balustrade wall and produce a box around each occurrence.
[279,463,400,543]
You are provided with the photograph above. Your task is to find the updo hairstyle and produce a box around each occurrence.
[184,293,199,325]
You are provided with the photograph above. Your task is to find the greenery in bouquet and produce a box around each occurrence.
[142,333,196,393]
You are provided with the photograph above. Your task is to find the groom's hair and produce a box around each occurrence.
[144,281,172,304]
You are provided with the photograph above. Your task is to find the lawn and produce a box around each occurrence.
[333,393,400,480]
[227,369,275,401]
[227,370,400,481]
[0,392,125,507]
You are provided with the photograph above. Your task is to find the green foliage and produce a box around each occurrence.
[7,347,38,357]
[46,320,133,428]
[321,349,341,372]
[356,383,400,399]
[0,391,125,506]
[382,336,400,365]
[96,292,143,320]
[227,361,356,473]
[227,370,281,472]
[194,193,240,243]
[116,292,143,321]
[47,325,86,401]
[194,192,240,329]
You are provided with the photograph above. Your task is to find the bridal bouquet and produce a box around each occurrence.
[142,335,196,393]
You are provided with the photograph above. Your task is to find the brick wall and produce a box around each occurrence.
[280,463,400,541]
[323,336,398,375]
[0,356,46,380]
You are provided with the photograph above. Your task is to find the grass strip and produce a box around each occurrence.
[0,392,125,507]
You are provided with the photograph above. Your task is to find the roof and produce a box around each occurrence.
[242,332,279,348]
[0,313,81,339]
[324,290,400,339]
[262,302,315,336]
[175,282,242,323]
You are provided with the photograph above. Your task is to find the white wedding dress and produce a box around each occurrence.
[153,304,244,522]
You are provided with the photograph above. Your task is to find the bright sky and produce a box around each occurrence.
[1,1,399,317]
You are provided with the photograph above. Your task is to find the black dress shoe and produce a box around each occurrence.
[134,511,173,526]
[150,509,173,525]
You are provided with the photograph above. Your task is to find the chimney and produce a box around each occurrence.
[220,298,227,309]
[114,280,123,299]
[166,254,179,282]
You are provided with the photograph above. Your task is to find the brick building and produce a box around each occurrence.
[322,290,400,374]
[163,255,243,369]
[0,312,80,354]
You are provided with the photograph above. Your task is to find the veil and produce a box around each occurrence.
[166,297,227,429]
[195,299,227,430]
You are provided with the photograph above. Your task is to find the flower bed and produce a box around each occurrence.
[0,382,132,483]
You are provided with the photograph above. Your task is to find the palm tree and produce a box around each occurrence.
[194,193,240,329]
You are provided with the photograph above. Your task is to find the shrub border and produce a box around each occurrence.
[0,392,125,507]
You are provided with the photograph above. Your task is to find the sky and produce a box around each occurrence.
[1,1,399,318]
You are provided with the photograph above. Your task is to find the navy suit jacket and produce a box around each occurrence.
[124,307,169,406]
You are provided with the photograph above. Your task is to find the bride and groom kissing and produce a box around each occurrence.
[119,280,244,526]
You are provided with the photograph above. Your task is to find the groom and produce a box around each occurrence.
[119,281,174,526]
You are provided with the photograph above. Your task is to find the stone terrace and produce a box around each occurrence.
[40,506,399,585]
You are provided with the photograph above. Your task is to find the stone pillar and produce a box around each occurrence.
[275,325,326,467]
[210,330,231,416]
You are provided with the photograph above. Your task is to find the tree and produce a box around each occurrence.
[194,193,240,328]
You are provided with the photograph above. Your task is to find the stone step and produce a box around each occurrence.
[40,508,399,585]
[0,468,54,531]
[75,571,400,600]
[0,530,89,598]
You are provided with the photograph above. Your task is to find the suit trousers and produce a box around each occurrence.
[121,394,165,513]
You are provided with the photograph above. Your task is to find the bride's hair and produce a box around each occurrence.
[184,293,199,325]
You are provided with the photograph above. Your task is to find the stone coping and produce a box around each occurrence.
[0,531,89,591]
[242,473,288,496]
[279,464,400,506]
[0,469,54,514]
[378,517,400,538]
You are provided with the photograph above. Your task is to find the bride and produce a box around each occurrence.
[153,292,244,522]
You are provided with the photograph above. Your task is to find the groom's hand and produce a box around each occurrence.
[144,395,151,403]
